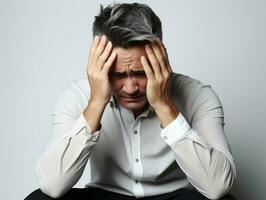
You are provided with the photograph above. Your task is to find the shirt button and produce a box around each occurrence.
[136,158,139,162]
[134,130,138,135]
[163,136,168,140]
[135,180,139,184]
[109,101,114,108]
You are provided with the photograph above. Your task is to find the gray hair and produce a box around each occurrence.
[93,3,162,48]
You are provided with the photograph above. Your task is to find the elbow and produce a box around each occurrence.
[204,185,231,200]
[204,187,228,200]
[39,183,66,199]
[35,153,84,198]
[38,173,69,198]
[36,161,69,198]
[203,172,235,200]
[203,152,237,199]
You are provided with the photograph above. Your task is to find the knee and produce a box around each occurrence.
[24,189,53,200]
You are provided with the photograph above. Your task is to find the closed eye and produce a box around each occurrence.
[132,70,146,77]
[109,71,127,78]
[109,70,146,78]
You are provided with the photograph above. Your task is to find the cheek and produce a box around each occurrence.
[110,79,124,92]
[138,78,148,91]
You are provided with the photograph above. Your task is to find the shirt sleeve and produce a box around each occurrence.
[161,85,236,200]
[36,84,100,198]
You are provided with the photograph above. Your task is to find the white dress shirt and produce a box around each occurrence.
[36,73,236,199]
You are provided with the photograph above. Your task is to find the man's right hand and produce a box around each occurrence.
[83,35,117,132]
[87,35,117,105]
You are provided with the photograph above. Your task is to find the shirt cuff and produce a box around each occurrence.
[160,113,191,146]
[69,114,101,146]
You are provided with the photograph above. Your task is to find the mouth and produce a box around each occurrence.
[120,95,144,101]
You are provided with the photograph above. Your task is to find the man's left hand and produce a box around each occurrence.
[141,39,179,127]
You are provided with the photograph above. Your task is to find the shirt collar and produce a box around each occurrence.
[109,94,118,109]
[138,106,155,118]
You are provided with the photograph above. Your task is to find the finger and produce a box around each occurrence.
[154,38,167,59]
[150,41,168,74]
[97,41,113,70]
[155,39,172,73]
[91,35,108,67]
[88,36,100,67]
[141,56,155,81]
[145,44,163,79]
[102,51,117,75]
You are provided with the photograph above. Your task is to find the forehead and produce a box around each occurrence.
[113,46,147,71]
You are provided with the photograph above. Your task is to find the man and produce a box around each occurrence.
[25,3,236,200]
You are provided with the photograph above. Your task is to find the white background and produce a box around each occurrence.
[0,0,265,199]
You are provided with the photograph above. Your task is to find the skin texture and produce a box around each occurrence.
[141,40,179,127]
[83,35,179,132]
[110,46,149,117]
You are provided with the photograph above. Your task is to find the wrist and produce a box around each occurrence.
[89,97,109,108]
[154,102,179,128]
[83,99,107,133]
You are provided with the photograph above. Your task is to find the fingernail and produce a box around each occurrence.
[101,35,107,40]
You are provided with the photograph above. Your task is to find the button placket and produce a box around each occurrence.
[131,120,144,196]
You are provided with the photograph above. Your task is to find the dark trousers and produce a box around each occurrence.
[25,187,236,200]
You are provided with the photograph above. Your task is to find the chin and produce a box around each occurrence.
[119,98,148,112]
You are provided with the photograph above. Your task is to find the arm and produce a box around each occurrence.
[36,35,116,198]
[160,86,236,199]
[141,40,236,199]
[36,88,100,198]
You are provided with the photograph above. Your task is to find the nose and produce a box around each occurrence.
[122,76,138,95]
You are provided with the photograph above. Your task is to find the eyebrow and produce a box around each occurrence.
[109,70,146,77]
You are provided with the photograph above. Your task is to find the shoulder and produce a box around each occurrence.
[171,73,223,123]
[53,78,90,118]
[171,73,220,100]
[171,73,203,93]
[171,73,209,104]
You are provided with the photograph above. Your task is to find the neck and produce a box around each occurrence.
[133,104,149,118]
